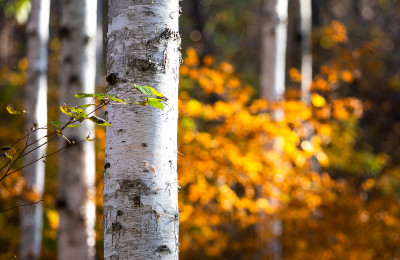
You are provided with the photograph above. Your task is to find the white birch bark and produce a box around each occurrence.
[300,0,312,104]
[259,1,288,259]
[57,1,97,259]
[19,1,49,259]
[104,1,180,259]
[260,0,288,102]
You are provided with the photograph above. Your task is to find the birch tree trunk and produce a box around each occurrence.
[260,0,288,103]
[259,1,288,259]
[103,1,180,259]
[300,0,312,104]
[19,1,50,259]
[57,1,97,259]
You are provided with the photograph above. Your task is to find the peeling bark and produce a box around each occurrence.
[104,1,180,259]
[19,1,50,259]
[57,0,97,259]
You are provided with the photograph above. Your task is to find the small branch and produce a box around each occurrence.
[1,182,15,197]
[1,139,86,181]
[0,199,44,213]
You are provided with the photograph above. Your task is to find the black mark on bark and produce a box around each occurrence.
[56,199,67,209]
[83,35,90,45]
[147,28,180,46]
[106,73,119,85]
[133,195,140,206]
[141,143,148,147]
[128,58,157,72]
[104,162,111,169]
[59,26,71,39]
[63,55,72,63]
[155,245,172,254]
[118,179,154,195]
[68,75,80,86]
[112,222,122,237]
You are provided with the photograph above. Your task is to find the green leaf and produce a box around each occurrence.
[147,98,164,110]
[51,121,65,128]
[70,107,88,122]
[88,115,112,126]
[6,104,25,114]
[93,93,124,103]
[74,93,94,99]
[66,124,82,128]
[134,84,164,97]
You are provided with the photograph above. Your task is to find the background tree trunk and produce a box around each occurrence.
[286,0,302,93]
[259,1,288,259]
[19,0,50,259]
[57,0,97,259]
[103,0,180,259]
[260,0,288,103]
[300,0,312,104]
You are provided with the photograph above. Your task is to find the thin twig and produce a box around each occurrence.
[1,182,15,197]
[0,199,44,213]
[1,139,86,181]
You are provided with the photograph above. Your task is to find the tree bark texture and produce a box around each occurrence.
[57,0,97,259]
[104,1,180,259]
[260,0,288,102]
[19,1,50,259]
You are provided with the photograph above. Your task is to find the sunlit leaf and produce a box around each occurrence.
[148,98,164,109]
[6,104,24,114]
[74,93,94,99]
[93,93,124,103]
[60,104,73,115]
[134,84,164,97]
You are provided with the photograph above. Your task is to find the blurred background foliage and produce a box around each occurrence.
[1,0,400,259]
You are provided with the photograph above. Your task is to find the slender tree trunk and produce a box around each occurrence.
[19,1,50,259]
[300,0,312,104]
[57,1,97,259]
[103,1,180,259]
[286,0,302,92]
[260,0,288,103]
[259,1,288,259]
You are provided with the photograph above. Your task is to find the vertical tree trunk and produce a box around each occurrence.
[259,1,288,259]
[103,1,180,259]
[260,0,288,102]
[300,0,312,104]
[57,1,97,259]
[19,1,50,259]
[286,0,302,92]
